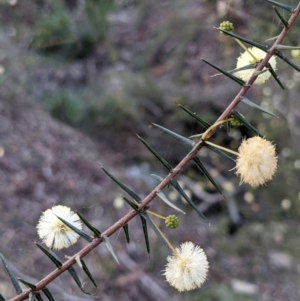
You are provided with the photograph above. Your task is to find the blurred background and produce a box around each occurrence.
[1,0,300,300]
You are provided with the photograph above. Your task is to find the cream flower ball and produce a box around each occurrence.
[236,47,277,85]
[163,241,209,292]
[37,205,82,250]
[235,136,277,186]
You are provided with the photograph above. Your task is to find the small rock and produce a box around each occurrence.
[231,279,258,295]
[269,251,292,269]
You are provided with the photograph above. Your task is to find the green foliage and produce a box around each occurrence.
[30,0,113,59]
[30,3,72,50]
[0,253,22,294]
[42,85,146,132]
[89,92,140,127]
[42,91,84,125]
[85,0,113,39]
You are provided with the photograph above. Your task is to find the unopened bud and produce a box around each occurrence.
[219,21,234,33]
[165,215,179,229]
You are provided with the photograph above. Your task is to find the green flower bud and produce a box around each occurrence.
[165,215,179,229]
[230,115,243,127]
[219,21,234,34]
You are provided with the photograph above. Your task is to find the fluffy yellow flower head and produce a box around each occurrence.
[37,205,82,250]
[236,47,277,85]
[235,136,277,187]
[163,242,209,292]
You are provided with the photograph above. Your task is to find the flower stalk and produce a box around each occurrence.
[146,209,166,220]
[234,38,258,61]
[203,140,239,156]
[201,118,234,140]
[147,215,177,253]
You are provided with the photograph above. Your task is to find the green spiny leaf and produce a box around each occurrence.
[18,278,36,290]
[68,267,91,295]
[35,292,44,301]
[177,104,211,129]
[266,0,294,12]
[189,133,203,140]
[231,111,263,137]
[266,35,280,42]
[35,243,62,268]
[150,174,164,182]
[102,167,141,202]
[76,211,101,238]
[103,235,119,264]
[275,50,300,73]
[140,215,150,254]
[276,45,300,50]
[212,63,257,77]
[151,175,204,219]
[54,214,93,242]
[156,190,185,214]
[193,157,224,197]
[170,180,207,221]
[217,28,268,51]
[29,293,36,301]
[240,96,278,117]
[273,6,289,27]
[0,253,22,294]
[42,287,55,301]
[123,224,130,244]
[201,59,245,86]
[123,197,139,210]
[266,62,285,89]
[139,211,168,245]
[78,258,97,288]
[137,135,173,172]
[151,123,195,146]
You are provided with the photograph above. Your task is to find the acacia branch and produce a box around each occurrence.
[9,2,300,300]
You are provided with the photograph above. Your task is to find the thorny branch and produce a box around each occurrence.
[9,2,300,300]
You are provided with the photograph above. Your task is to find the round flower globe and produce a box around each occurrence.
[163,241,209,292]
[235,47,277,85]
[37,205,82,250]
[235,136,277,186]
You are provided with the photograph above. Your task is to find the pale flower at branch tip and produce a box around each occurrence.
[235,136,277,187]
[163,241,209,292]
[235,47,277,85]
[37,205,82,250]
